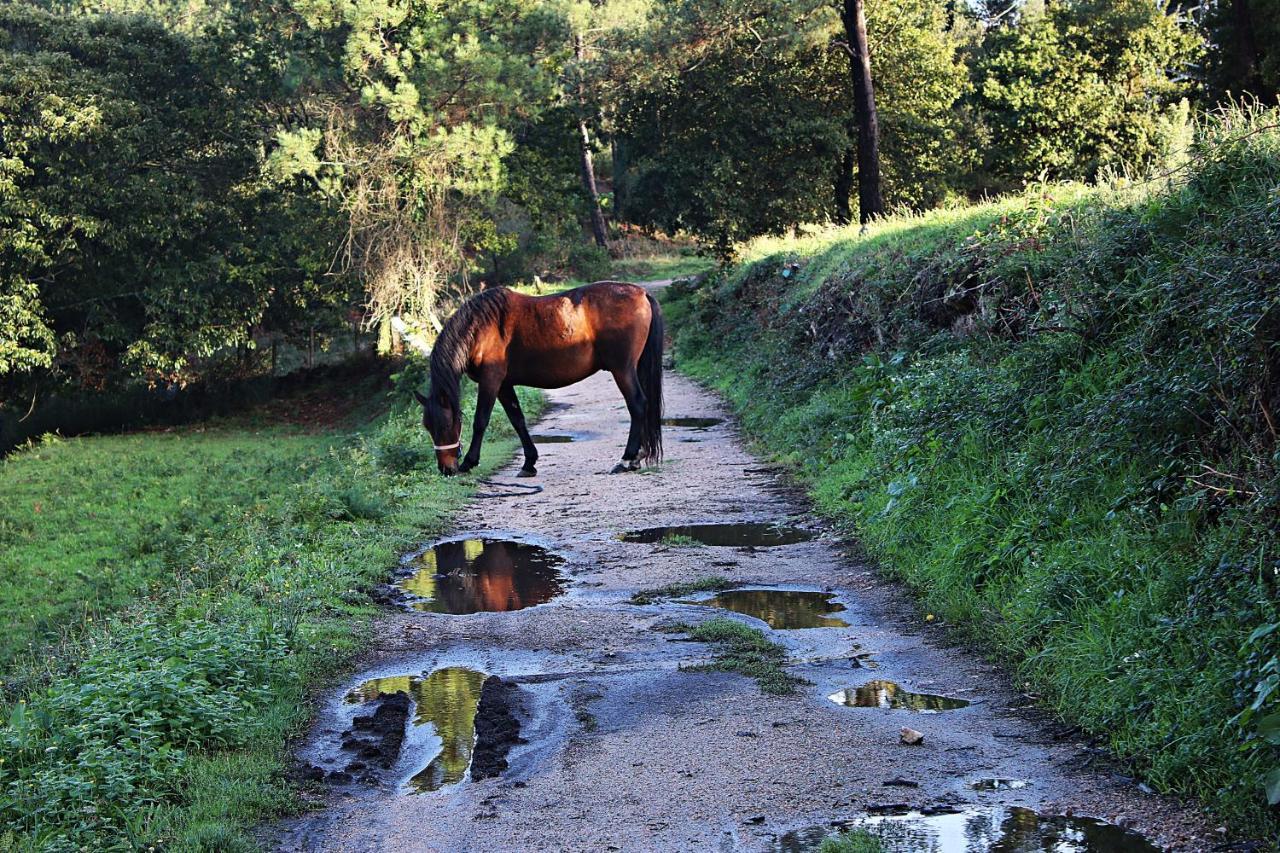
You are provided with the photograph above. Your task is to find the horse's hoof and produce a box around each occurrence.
[517,467,537,478]
[458,460,477,474]
[610,462,639,474]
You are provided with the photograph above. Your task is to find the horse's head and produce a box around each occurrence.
[414,389,461,476]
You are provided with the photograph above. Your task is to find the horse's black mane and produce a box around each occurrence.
[429,287,510,410]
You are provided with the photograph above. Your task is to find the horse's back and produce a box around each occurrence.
[500,282,654,385]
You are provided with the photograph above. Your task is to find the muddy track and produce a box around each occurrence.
[272,318,1223,851]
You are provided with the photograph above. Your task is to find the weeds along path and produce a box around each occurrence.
[274,335,1217,851]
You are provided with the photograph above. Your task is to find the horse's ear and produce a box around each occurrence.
[413,389,429,407]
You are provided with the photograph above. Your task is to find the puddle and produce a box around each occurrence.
[828,680,970,712]
[775,806,1160,853]
[970,778,1029,790]
[662,417,724,429]
[530,433,575,443]
[347,667,488,793]
[620,522,816,547]
[398,539,566,613]
[684,589,849,629]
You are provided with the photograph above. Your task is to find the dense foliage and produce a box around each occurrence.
[663,107,1280,833]
[3,0,1278,394]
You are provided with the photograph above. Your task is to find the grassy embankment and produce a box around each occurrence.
[664,108,1280,835]
[0,361,540,850]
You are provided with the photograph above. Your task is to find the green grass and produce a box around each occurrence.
[820,830,884,853]
[631,576,736,604]
[0,429,332,670]
[611,251,714,282]
[675,617,803,695]
[664,107,1280,834]
[0,360,542,850]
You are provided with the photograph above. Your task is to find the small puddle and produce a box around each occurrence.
[685,589,849,629]
[398,539,565,614]
[828,680,970,712]
[775,806,1160,852]
[530,433,575,443]
[347,667,488,793]
[620,522,815,547]
[970,778,1029,790]
[662,417,724,429]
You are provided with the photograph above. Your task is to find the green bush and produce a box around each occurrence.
[665,107,1280,834]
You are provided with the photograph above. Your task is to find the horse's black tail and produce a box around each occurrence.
[638,293,665,464]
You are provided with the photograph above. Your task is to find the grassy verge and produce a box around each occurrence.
[673,617,803,695]
[631,576,736,604]
[664,108,1280,833]
[0,359,541,850]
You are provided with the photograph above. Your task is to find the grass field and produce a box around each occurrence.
[663,110,1280,835]
[0,360,540,850]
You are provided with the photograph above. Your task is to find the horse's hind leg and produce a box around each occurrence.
[610,367,646,474]
[498,383,538,477]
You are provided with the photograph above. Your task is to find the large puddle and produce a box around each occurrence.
[685,589,849,629]
[398,539,565,614]
[775,806,1160,852]
[347,667,487,793]
[828,680,970,712]
[620,522,816,547]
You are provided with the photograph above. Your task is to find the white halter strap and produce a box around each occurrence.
[433,441,461,451]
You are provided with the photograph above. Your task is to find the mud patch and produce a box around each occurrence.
[471,676,526,780]
[323,691,410,783]
[621,522,816,547]
[683,589,849,629]
[398,538,565,614]
[530,433,576,443]
[776,806,1160,852]
[662,417,724,429]
[828,680,970,712]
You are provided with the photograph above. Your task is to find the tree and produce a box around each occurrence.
[972,0,1200,193]
[839,0,884,225]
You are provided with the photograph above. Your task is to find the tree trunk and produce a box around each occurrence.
[834,147,855,226]
[841,0,884,225]
[575,33,609,248]
[1231,0,1262,93]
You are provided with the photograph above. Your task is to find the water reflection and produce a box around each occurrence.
[620,523,816,547]
[398,539,565,614]
[346,667,488,793]
[775,806,1160,852]
[828,680,970,712]
[689,589,849,629]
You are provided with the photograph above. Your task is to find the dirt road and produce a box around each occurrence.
[273,340,1220,851]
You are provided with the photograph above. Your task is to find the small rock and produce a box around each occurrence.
[882,777,919,787]
[326,771,353,784]
[735,730,757,738]
[900,727,925,745]
[744,815,765,825]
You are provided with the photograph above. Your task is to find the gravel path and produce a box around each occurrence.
[272,325,1221,852]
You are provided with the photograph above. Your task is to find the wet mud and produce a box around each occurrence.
[620,522,816,547]
[471,676,526,780]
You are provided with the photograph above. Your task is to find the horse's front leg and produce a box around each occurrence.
[498,383,538,477]
[458,382,498,473]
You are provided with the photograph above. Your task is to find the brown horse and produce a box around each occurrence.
[414,281,663,477]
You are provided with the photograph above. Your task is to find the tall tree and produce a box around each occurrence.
[574,32,610,248]
[839,0,884,225]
